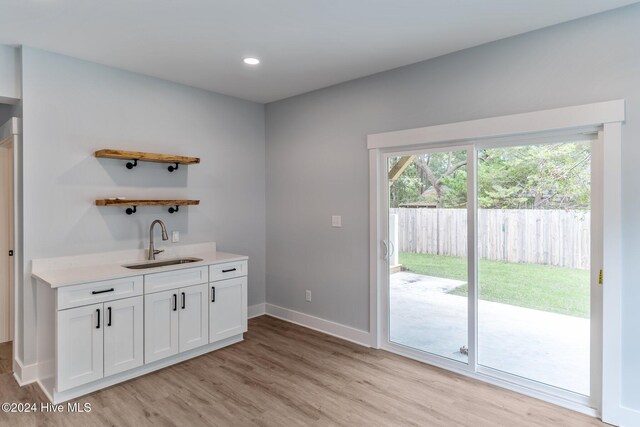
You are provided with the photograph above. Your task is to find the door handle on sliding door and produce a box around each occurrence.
[381,240,389,260]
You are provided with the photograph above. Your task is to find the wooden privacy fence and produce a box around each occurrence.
[391,208,590,269]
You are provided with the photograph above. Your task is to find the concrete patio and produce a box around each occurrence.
[390,271,590,396]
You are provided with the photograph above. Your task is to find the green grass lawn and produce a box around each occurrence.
[399,252,590,318]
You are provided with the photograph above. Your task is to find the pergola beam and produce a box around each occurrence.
[388,155,415,182]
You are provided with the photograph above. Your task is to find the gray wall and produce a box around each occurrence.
[0,104,14,124]
[0,45,20,102]
[19,47,266,365]
[265,4,640,409]
[0,101,20,125]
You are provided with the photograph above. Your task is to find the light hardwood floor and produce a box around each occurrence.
[0,316,604,426]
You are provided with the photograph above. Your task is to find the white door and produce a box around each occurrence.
[57,303,104,391]
[104,296,143,376]
[145,290,179,363]
[179,284,209,352]
[209,277,247,343]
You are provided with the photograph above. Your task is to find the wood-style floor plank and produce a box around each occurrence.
[0,316,605,426]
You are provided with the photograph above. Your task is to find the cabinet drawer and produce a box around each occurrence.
[209,260,247,282]
[57,276,143,310]
[145,266,208,294]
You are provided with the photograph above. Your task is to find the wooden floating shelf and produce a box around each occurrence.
[96,199,200,215]
[95,149,200,171]
[96,200,200,207]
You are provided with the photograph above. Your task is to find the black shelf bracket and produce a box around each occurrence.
[168,206,180,214]
[126,159,138,169]
[125,206,137,215]
[168,163,179,172]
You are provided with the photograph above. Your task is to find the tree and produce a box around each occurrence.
[389,162,423,208]
[388,142,591,210]
[478,143,590,209]
[413,152,467,205]
[389,151,467,208]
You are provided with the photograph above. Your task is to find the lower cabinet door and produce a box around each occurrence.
[209,277,247,343]
[179,283,209,352]
[57,303,104,392]
[145,290,179,363]
[104,296,144,376]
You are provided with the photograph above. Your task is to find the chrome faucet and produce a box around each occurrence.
[148,219,169,260]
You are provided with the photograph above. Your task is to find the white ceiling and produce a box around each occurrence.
[0,0,637,103]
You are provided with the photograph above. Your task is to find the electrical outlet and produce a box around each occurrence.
[305,290,312,302]
[331,215,342,227]
[171,231,180,243]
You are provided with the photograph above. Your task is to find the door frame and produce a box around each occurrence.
[0,127,13,343]
[0,117,21,377]
[368,100,624,423]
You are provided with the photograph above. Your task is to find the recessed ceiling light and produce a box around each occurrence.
[243,57,260,65]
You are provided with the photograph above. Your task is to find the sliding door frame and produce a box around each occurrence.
[368,100,624,423]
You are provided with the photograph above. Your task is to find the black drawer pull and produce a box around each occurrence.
[222,268,236,273]
[173,294,177,311]
[107,306,112,327]
[181,292,186,309]
[92,288,114,295]
[96,309,101,329]
[211,286,216,303]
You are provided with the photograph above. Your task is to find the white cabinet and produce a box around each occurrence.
[104,296,144,377]
[145,284,209,363]
[209,260,247,282]
[57,296,144,391]
[57,276,143,310]
[210,277,247,343]
[57,303,104,392]
[179,284,209,352]
[145,266,208,294]
[41,253,249,401]
[144,289,179,363]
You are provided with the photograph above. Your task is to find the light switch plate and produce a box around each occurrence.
[171,231,180,243]
[331,215,342,227]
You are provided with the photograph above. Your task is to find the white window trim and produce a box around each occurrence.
[368,100,625,424]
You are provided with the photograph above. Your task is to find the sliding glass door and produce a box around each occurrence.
[476,140,592,395]
[384,134,599,401]
[387,148,470,362]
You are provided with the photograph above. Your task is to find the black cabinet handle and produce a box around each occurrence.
[173,294,177,311]
[107,306,112,327]
[211,286,216,303]
[96,309,100,329]
[222,268,236,273]
[181,292,186,309]
[92,288,114,295]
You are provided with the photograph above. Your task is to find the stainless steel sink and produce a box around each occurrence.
[123,257,203,270]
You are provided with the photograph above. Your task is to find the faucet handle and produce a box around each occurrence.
[154,249,165,256]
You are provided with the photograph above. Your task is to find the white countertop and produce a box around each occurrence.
[31,242,248,288]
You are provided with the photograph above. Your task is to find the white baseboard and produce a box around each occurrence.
[264,303,371,347]
[248,303,266,319]
[13,356,38,386]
